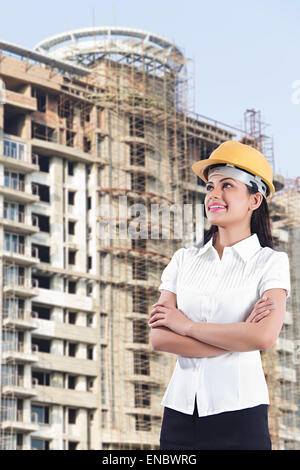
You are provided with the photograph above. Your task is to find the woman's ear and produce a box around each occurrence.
[250,192,263,211]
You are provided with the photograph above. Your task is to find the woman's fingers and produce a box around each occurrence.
[247,301,276,323]
[250,306,276,323]
[257,299,275,307]
[255,300,275,312]
[149,313,165,324]
[250,312,269,323]
[256,305,275,314]
[150,307,166,317]
[252,312,271,323]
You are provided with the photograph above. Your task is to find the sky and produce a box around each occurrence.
[1,0,300,179]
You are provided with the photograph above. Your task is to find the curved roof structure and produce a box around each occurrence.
[34,27,185,73]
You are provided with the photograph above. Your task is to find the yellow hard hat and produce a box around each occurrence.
[191,140,275,199]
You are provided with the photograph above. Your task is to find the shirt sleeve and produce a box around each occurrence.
[158,248,184,295]
[258,251,291,299]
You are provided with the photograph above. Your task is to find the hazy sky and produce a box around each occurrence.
[1,0,300,179]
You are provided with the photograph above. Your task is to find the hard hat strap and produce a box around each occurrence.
[207,164,268,198]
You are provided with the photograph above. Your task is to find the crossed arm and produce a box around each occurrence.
[150,291,229,358]
[150,289,287,357]
[150,325,229,357]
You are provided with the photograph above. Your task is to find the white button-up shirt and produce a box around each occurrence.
[158,233,291,417]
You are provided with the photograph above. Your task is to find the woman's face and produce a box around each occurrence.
[204,173,253,226]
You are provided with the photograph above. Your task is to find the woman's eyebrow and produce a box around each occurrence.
[206,177,236,185]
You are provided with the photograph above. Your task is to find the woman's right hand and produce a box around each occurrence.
[245,296,276,323]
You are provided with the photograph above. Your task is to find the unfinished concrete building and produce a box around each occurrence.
[263,180,300,449]
[0,27,299,450]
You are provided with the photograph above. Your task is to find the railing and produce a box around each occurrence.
[3,275,39,289]
[3,210,25,223]
[3,341,39,355]
[0,407,41,429]
[2,308,39,321]
[2,374,24,387]
[2,178,39,197]
[3,138,26,161]
[2,211,39,227]
[1,341,25,353]
[3,178,25,191]
[3,243,39,258]
[0,408,39,425]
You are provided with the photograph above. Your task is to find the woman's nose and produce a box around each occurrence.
[209,185,222,197]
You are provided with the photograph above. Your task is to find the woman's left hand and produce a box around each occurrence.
[148,303,193,336]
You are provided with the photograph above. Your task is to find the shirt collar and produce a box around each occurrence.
[196,233,262,263]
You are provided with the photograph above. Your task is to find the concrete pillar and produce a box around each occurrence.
[77,375,86,392]
[51,338,63,355]
[51,405,64,450]
[50,157,64,268]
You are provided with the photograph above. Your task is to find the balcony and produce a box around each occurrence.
[125,403,161,417]
[31,385,97,408]
[3,276,39,297]
[0,409,39,433]
[0,178,39,203]
[0,212,39,234]
[2,342,39,364]
[34,351,97,376]
[2,137,25,159]
[2,308,39,330]
[0,137,39,173]
[4,90,37,112]
[31,138,95,164]
[2,374,38,398]
[121,135,155,151]
[1,243,40,265]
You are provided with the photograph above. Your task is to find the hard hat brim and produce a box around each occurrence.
[191,158,275,198]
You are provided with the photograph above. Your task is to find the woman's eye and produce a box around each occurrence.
[206,182,232,191]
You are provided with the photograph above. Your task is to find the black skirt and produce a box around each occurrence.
[159,397,272,450]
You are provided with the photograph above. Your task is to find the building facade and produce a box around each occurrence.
[0,27,298,450]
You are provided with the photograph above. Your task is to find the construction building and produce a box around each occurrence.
[264,181,300,449]
[0,27,299,450]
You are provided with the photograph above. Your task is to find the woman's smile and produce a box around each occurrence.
[209,206,227,212]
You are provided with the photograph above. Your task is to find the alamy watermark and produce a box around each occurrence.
[97,196,205,244]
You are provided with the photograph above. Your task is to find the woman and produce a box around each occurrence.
[149,140,291,450]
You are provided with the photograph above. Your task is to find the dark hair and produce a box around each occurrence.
[203,164,274,249]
